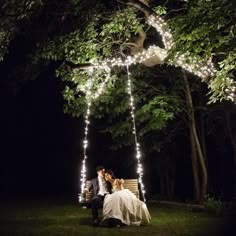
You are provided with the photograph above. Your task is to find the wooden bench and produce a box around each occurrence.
[80,179,140,205]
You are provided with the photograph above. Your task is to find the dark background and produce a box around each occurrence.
[0,61,143,198]
[0,65,234,201]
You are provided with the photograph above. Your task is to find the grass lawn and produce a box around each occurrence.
[0,197,234,236]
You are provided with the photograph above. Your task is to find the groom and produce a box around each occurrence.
[88,165,112,225]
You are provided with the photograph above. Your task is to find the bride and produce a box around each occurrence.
[100,170,151,227]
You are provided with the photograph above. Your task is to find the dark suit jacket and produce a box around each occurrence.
[88,177,112,199]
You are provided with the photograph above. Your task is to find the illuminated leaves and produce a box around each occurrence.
[169,0,236,103]
[101,7,143,38]
[136,96,181,136]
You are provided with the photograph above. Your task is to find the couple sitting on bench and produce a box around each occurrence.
[86,165,151,227]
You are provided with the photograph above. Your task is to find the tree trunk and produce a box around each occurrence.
[159,166,166,198]
[225,111,236,200]
[166,172,170,200]
[168,167,175,200]
[190,128,201,202]
[192,118,208,203]
[199,112,208,164]
[199,111,213,194]
[169,177,175,200]
[182,69,208,204]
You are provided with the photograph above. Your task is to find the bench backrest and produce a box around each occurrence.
[123,179,139,199]
[80,179,139,204]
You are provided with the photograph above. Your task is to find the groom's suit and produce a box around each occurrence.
[88,177,112,220]
[89,177,112,199]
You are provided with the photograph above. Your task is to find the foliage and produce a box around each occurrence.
[2,0,235,152]
[86,66,184,151]
[168,0,236,103]
[35,5,143,64]
[2,0,235,102]
[208,48,236,103]
[32,0,236,127]
[136,95,181,136]
[204,194,225,215]
[33,3,147,136]
[0,0,43,60]
[153,5,167,16]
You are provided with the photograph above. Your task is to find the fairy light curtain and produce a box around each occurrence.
[126,65,146,201]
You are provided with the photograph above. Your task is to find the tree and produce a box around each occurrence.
[32,0,236,201]
[2,1,236,101]
[0,0,44,60]
[2,0,236,201]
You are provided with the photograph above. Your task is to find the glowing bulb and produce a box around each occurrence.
[126,65,146,202]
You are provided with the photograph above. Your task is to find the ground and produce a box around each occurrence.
[0,197,235,236]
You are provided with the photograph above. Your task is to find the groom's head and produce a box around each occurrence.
[96,165,105,178]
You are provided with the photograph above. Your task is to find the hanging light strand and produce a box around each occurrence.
[79,70,94,202]
[92,68,111,99]
[126,65,146,202]
[79,68,112,202]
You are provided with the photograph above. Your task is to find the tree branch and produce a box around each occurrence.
[65,61,94,70]
[117,0,156,18]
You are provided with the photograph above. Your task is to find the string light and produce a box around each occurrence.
[91,46,166,69]
[89,14,234,103]
[79,70,94,202]
[79,68,112,202]
[78,10,236,202]
[147,15,174,50]
[210,77,236,103]
[79,104,91,202]
[171,52,217,80]
[126,65,146,202]
[92,68,111,99]
[225,77,236,102]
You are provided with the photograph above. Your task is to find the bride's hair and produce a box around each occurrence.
[105,170,116,179]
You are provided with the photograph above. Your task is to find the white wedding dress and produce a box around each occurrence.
[101,187,151,226]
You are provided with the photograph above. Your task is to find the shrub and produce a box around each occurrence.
[204,194,224,215]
